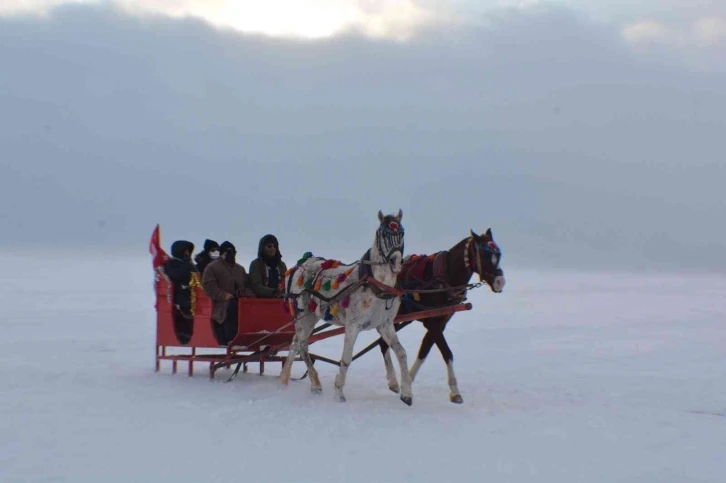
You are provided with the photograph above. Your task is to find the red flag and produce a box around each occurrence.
[149,224,169,269]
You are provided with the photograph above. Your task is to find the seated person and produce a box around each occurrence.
[249,234,287,298]
[202,241,255,345]
[162,240,198,320]
[194,239,219,274]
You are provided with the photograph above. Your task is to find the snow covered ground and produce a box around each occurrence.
[1,254,725,482]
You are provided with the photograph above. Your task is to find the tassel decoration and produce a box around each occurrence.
[341,295,350,309]
[331,260,341,269]
[296,274,304,287]
[314,279,322,291]
[413,293,421,301]
[323,307,333,321]
[330,304,339,316]
[304,277,314,289]
[309,300,318,312]
[332,278,339,290]
[322,279,332,291]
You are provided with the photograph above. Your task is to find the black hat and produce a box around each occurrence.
[219,241,236,254]
[204,239,219,252]
[170,240,195,259]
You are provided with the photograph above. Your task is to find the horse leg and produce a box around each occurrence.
[409,330,436,382]
[432,329,462,403]
[280,328,299,385]
[297,322,323,394]
[377,321,413,406]
[333,324,361,402]
[280,316,311,385]
[379,337,400,394]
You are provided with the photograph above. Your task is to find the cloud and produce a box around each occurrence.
[622,15,726,48]
[0,0,438,39]
[1,4,724,271]
[694,16,726,46]
[621,20,672,44]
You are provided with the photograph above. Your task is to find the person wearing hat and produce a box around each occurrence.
[249,234,287,298]
[194,239,220,274]
[201,241,255,345]
[163,240,199,320]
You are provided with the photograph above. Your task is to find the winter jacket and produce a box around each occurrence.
[202,258,253,323]
[249,258,287,298]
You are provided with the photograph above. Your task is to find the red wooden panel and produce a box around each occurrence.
[155,279,222,348]
[228,299,295,350]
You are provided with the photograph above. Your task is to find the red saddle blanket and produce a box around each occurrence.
[399,253,441,288]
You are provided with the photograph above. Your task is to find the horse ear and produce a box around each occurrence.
[378,210,384,223]
[470,228,480,238]
[485,228,493,239]
[397,208,403,220]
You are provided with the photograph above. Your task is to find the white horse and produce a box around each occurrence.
[280,209,413,405]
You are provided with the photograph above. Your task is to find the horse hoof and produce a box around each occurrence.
[311,388,322,395]
[389,384,400,394]
[338,395,346,403]
[400,396,413,406]
[450,394,463,404]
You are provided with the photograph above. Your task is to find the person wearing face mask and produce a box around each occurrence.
[194,239,220,274]
[202,241,256,345]
[161,240,199,321]
[249,234,287,298]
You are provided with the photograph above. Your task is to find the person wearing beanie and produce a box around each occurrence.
[248,234,287,298]
[194,239,220,274]
[201,240,255,345]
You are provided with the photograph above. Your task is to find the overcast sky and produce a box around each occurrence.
[1,1,724,272]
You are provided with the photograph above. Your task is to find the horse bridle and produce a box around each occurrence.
[377,221,405,264]
[466,236,502,284]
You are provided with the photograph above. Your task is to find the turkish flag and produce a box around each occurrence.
[149,224,169,269]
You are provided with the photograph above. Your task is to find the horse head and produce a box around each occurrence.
[377,209,405,274]
[468,228,505,293]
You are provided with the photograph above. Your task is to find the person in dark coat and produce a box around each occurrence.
[162,240,198,318]
[249,234,287,298]
[202,241,255,345]
[194,239,220,274]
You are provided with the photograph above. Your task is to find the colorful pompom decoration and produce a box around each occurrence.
[330,304,339,316]
[323,307,333,321]
[297,251,314,265]
[314,279,323,291]
[304,277,314,289]
[322,280,332,291]
[296,274,304,287]
[308,300,318,312]
[332,279,339,290]
[341,295,350,309]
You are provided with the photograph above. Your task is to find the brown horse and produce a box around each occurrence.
[379,228,505,403]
